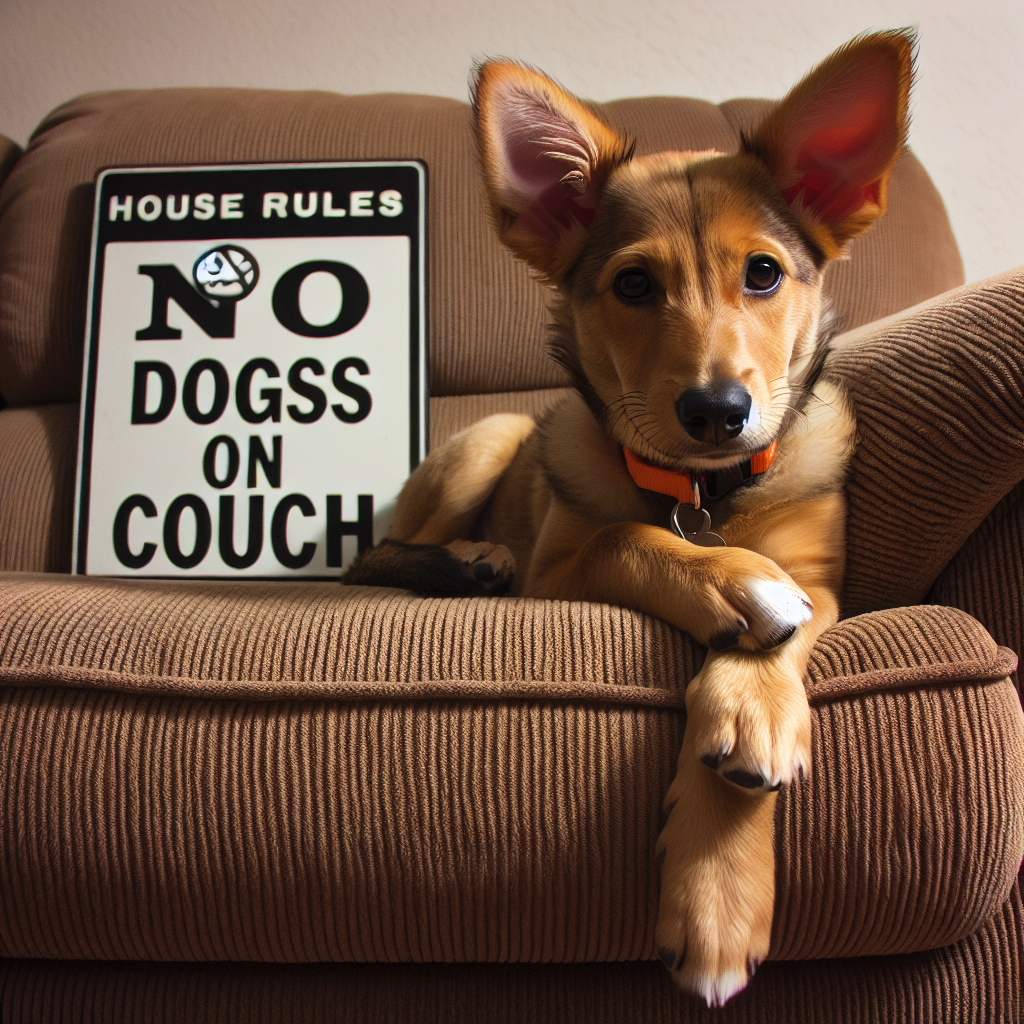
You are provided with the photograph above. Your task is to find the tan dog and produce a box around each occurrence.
[345,32,913,1005]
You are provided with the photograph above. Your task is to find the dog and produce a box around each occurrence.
[344,31,913,1005]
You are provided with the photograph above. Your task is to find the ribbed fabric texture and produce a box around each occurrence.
[0,404,77,572]
[1,679,1017,966]
[1,886,1021,1024]
[1,84,1020,1023]
[0,575,699,688]
[0,688,676,964]
[0,133,21,191]
[835,268,1024,617]
[430,388,572,448]
[929,480,1024,691]
[1,573,1021,967]
[0,89,963,406]
[806,602,1019,699]
[772,679,1023,960]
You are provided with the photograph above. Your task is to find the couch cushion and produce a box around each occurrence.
[1,574,1020,965]
[3,889,1022,1024]
[0,88,962,406]
[0,403,77,573]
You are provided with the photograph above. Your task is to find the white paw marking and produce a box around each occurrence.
[695,967,750,1008]
[747,579,813,628]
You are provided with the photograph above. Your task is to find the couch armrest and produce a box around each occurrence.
[0,133,20,195]
[773,604,1023,959]
[0,575,1019,964]
[833,268,1024,616]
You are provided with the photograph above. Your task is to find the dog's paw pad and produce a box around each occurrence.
[443,540,515,593]
[722,767,765,790]
[472,560,496,582]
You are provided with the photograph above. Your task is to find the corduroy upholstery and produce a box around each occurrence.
[2,576,1020,967]
[0,87,1022,1024]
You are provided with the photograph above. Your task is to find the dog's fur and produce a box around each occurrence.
[344,32,914,1005]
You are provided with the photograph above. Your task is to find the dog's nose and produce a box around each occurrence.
[676,384,752,444]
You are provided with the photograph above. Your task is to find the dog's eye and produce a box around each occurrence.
[614,268,653,303]
[744,255,783,294]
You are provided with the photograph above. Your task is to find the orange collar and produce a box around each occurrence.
[623,440,777,508]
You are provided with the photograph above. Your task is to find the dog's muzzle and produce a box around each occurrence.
[676,383,752,444]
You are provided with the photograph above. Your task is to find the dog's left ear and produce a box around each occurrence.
[473,61,631,282]
[745,30,914,258]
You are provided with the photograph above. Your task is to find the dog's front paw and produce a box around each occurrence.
[444,539,515,593]
[686,656,811,793]
[687,548,811,653]
[656,758,776,1006]
[722,575,813,653]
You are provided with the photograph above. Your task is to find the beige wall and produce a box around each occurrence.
[2,0,1021,284]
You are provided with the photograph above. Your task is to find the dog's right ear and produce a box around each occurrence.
[473,61,630,282]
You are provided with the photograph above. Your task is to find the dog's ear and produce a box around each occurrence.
[473,61,631,281]
[745,31,914,258]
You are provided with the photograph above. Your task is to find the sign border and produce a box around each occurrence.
[72,160,428,579]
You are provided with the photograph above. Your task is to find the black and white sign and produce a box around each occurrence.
[73,162,426,578]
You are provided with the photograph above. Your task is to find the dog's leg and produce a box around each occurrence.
[654,580,835,1005]
[655,496,842,1004]
[656,746,778,1005]
[390,413,536,543]
[526,493,843,1003]
[340,536,516,595]
[342,414,534,594]
[525,513,817,653]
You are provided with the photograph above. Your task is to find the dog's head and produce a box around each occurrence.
[473,32,913,470]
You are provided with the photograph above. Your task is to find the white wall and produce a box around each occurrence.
[2,0,1022,284]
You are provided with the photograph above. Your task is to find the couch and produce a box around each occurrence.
[0,85,1022,1023]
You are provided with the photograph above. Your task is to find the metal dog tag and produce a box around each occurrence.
[670,502,726,547]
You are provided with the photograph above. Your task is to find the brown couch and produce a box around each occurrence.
[1,87,1022,1023]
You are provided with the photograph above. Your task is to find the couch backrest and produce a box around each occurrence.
[0,88,964,407]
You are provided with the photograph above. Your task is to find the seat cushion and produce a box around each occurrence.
[1,573,1020,965]
[0,88,962,405]
[3,896,1022,1024]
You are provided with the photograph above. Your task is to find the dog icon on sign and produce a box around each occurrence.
[193,245,259,300]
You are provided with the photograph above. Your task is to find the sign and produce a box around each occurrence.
[73,162,426,578]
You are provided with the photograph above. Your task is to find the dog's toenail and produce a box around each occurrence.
[765,623,797,649]
[708,630,740,652]
[472,561,496,581]
[700,752,725,771]
[658,947,679,970]
[723,768,765,789]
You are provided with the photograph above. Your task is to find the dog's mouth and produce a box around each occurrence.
[606,330,835,475]
[610,405,779,475]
